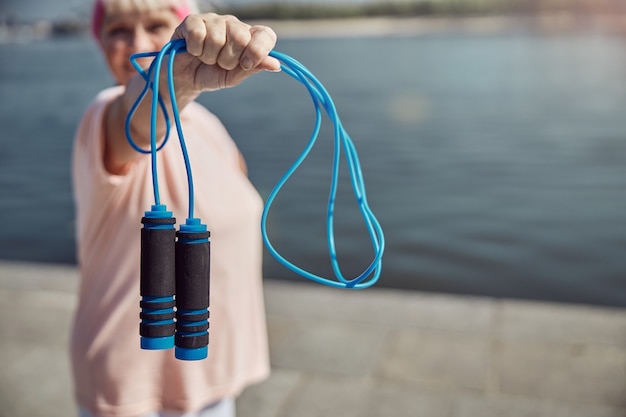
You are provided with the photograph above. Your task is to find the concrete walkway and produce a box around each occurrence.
[0,261,624,417]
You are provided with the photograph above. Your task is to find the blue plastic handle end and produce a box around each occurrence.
[180,218,207,233]
[145,204,173,218]
[175,346,208,361]
[141,335,175,350]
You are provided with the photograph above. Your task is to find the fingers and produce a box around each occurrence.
[240,25,279,71]
[173,14,278,72]
[173,14,208,57]
[218,19,252,70]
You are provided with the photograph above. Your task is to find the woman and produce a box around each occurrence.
[71,1,279,416]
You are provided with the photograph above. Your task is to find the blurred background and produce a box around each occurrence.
[2,2,626,417]
[2,0,626,308]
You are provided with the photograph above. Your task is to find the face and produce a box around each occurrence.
[99,8,180,85]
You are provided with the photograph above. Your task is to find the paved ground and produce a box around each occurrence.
[0,261,624,417]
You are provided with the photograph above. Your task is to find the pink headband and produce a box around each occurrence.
[91,0,191,40]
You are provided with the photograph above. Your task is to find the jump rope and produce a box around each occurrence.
[127,38,385,360]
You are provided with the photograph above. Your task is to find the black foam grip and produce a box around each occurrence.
[140,311,176,321]
[175,332,209,349]
[175,237,210,311]
[140,218,176,297]
[177,321,209,333]
[140,322,176,338]
[176,311,210,322]
[140,300,176,309]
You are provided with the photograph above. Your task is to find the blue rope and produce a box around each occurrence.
[264,51,384,289]
[127,39,194,218]
[125,40,384,289]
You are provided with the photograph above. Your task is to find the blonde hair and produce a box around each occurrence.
[101,0,199,15]
[92,0,199,38]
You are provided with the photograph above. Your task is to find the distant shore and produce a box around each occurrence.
[2,13,626,44]
[250,13,626,39]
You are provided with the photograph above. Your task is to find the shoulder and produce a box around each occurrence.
[95,85,125,103]
[77,86,125,131]
[182,102,237,147]
[72,86,128,187]
[183,101,225,129]
[90,86,125,112]
[180,102,242,167]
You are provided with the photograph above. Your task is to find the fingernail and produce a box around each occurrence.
[241,57,253,71]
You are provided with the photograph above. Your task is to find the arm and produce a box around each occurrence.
[103,13,279,175]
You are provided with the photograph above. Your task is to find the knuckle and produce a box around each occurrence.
[182,15,201,30]
[182,16,205,40]
[187,26,206,43]
[264,27,278,42]
[254,25,277,41]
[206,23,226,42]
[229,28,251,46]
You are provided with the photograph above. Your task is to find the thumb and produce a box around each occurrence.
[258,56,282,72]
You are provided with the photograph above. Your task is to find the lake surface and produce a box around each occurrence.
[2,27,626,307]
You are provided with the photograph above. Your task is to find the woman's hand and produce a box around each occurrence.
[171,13,280,92]
[105,13,278,175]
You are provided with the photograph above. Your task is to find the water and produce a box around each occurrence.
[2,28,626,307]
